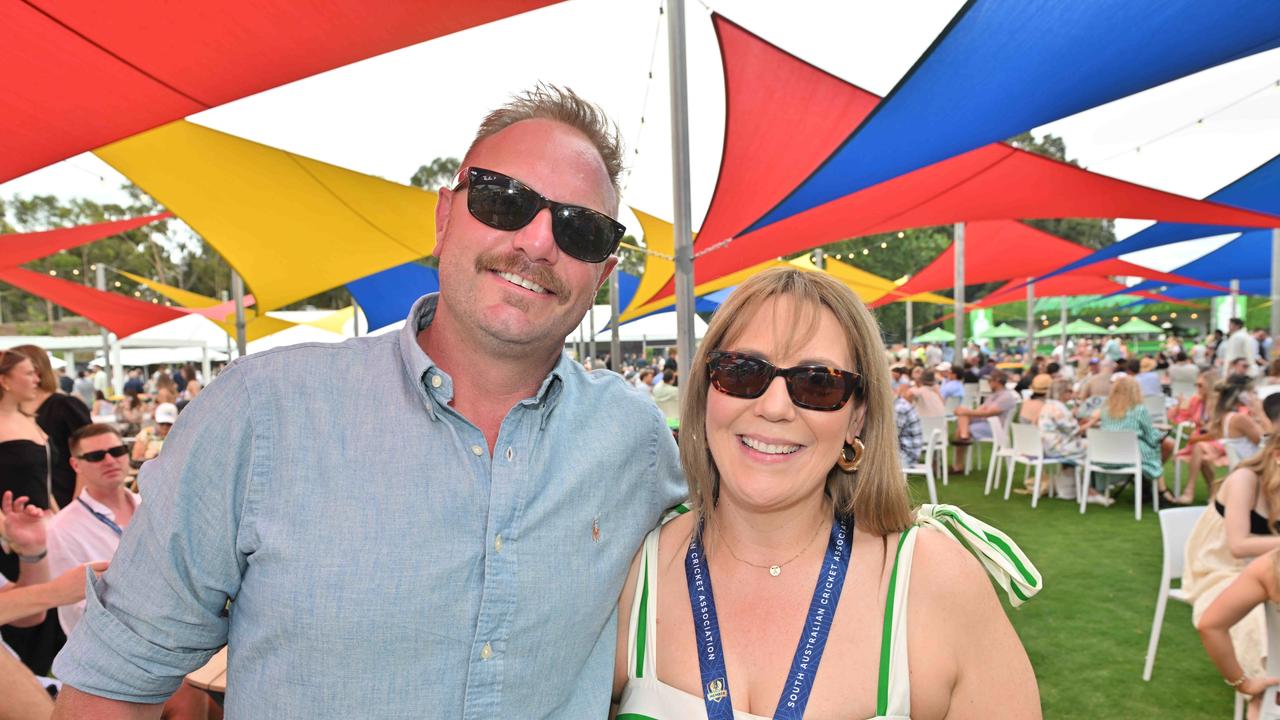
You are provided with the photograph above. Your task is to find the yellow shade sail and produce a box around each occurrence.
[789,256,953,305]
[118,270,296,342]
[96,120,436,311]
[305,306,355,335]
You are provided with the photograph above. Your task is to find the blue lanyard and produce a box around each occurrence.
[685,515,852,720]
[77,497,123,537]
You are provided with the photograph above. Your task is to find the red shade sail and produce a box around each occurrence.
[643,15,1280,306]
[0,267,185,337]
[1,0,559,182]
[885,219,1228,305]
[0,213,172,267]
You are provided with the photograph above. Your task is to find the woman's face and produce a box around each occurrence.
[705,297,858,513]
[1,359,41,403]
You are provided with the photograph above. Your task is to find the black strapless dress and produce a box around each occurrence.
[0,439,62,675]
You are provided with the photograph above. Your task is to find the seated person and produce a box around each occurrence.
[131,402,176,464]
[1134,356,1163,397]
[894,386,925,467]
[907,370,947,418]
[951,369,1017,471]
[1091,377,1169,503]
[1184,433,1280,700]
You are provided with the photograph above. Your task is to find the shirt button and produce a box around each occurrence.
[480,642,493,661]
[505,447,514,462]
[430,375,442,388]
[471,445,484,456]
[494,534,503,553]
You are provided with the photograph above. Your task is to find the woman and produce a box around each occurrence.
[11,344,91,509]
[1211,375,1265,477]
[91,389,116,421]
[0,348,63,676]
[612,268,1040,719]
[1093,377,1166,503]
[1175,370,1228,504]
[116,388,146,436]
[1184,433,1280,698]
[906,370,946,418]
[1035,378,1109,505]
[1198,550,1280,719]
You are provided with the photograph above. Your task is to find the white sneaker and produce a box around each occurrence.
[1086,493,1115,507]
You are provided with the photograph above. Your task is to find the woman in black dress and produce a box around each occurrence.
[0,347,64,674]
[12,344,90,509]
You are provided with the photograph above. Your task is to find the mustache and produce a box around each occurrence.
[475,251,568,298]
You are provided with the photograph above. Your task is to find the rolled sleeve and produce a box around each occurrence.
[54,363,261,701]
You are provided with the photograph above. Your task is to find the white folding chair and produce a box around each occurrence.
[1004,423,1076,508]
[965,402,1019,475]
[943,394,962,420]
[920,415,949,486]
[1142,506,1206,681]
[983,415,1016,496]
[903,428,942,505]
[1169,421,1196,498]
[1170,379,1197,401]
[1081,429,1144,520]
[1143,395,1169,430]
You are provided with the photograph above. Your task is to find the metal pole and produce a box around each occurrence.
[588,302,597,363]
[200,345,211,383]
[231,270,247,357]
[96,265,111,383]
[1059,300,1069,365]
[1270,228,1280,353]
[668,0,697,401]
[953,223,965,365]
[905,300,914,358]
[351,294,361,337]
[220,290,232,360]
[610,270,622,373]
[1026,280,1036,364]
[813,248,825,270]
[1230,278,1240,333]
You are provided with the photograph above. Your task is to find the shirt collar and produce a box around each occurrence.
[77,488,139,519]
[398,293,568,420]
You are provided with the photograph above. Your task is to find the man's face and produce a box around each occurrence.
[1232,358,1249,375]
[71,432,129,492]
[433,119,618,354]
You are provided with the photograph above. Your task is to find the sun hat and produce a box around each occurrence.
[1030,374,1053,394]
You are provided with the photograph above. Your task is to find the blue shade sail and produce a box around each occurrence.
[747,1,1280,234]
[1038,154,1280,282]
[345,263,439,332]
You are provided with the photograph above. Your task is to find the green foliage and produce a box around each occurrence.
[409,157,461,190]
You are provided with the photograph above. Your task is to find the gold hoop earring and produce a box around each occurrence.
[837,438,865,473]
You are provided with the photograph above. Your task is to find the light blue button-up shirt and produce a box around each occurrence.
[54,294,687,719]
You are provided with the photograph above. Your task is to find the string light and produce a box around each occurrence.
[133,291,141,297]
[1190,313,1199,319]
[1170,312,1177,319]
[48,270,56,276]
[880,242,887,249]
[89,264,97,271]
[897,231,905,239]
[862,248,869,255]
[1095,316,1102,322]
[1150,315,1158,321]
[71,269,80,276]
[113,281,122,288]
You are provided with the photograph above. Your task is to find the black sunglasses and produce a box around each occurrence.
[707,351,861,411]
[75,445,128,463]
[456,167,624,263]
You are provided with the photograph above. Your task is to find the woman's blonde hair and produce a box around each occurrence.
[1105,376,1142,419]
[1210,374,1252,436]
[678,267,913,537]
[1236,432,1280,532]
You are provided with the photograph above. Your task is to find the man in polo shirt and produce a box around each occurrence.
[47,424,138,635]
[54,86,687,719]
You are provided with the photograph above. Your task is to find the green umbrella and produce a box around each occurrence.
[1113,317,1164,335]
[912,327,955,343]
[977,323,1025,340]
[1035,319,1109,337]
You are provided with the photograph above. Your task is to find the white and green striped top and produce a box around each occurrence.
[615,504,1041,720]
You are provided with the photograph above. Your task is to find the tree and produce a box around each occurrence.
[409,157,460,190]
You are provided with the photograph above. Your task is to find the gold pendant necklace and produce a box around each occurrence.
[711,516,827,577]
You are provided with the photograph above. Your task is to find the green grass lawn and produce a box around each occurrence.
[908,456,1236,719]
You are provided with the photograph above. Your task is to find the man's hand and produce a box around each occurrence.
[1,491,47,556]
[46,561,109,607]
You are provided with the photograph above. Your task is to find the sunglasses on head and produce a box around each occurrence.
[455,167,624,264]
[706,351,861,412]
[75,445,128,463]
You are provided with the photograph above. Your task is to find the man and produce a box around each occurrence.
[53,86,686,718]
[893,385,925,467]
[937,362,964,402]
[1079,359,1114,400]
[90,364,109,396]
[122,368,145,396]
[47,424,138,635]
[950,369,1018,471]
[1255,329,1272,363]
[1223,317,1259,377]
[72,370,95,409]
[1102,334,1124,363]
[57,367,74,395]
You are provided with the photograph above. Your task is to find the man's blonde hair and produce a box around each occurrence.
[466,83,624,204]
